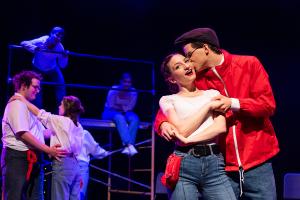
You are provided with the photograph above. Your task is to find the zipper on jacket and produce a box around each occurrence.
[211,66,244,197]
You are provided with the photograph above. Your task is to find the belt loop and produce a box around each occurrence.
[208,145,213,155]
[239,166,244,197]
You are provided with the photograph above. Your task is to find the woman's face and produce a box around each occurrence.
[167,54,196,87]
[58,101,65,116]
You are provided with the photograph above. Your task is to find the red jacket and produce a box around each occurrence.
[154,50,280,171]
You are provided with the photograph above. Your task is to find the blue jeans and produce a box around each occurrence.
[33,67,66,108]
[1,148,44,200]
[78,161,89,200]
[170,151,236,200]
[227,161,277,200]
[51,157,81,200]
[102,108,139,145]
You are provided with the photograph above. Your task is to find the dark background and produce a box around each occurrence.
[1,0,300,199]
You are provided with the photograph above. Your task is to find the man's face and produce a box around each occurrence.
[121,78,132,89]
[183,43,209,72]
[50,31,64,43]
[22,78,41,101]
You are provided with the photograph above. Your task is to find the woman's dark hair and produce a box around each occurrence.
[62,96,84,125]
[160,53,180,93]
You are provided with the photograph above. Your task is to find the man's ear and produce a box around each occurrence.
[203,44,209,55]
[20,83,28,91]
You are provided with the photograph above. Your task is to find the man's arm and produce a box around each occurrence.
[213,57,276,118]
[7,101,66,159]
[20,36,48,53]
[237,57,276,117]
[18,131,62,158]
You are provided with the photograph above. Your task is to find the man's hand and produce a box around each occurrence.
[212,95,231,113]
[160,122,178,142]
[63,50,69,57]
[48,144,68,161]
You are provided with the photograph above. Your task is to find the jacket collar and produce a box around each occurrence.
[197,49,232,78]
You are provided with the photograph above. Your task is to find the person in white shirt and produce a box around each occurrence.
[20,26,68,108]
[77,129,110,200]
[159,53,236,199]
[1,70,65,200]
[102,72,140,156]
[10,94,85,200]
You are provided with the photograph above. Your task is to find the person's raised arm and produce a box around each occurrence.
[10,95,40,116]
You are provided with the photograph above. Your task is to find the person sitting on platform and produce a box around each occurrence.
[102,72,140,156]
[20,26,68,109]
[77,129,111,200]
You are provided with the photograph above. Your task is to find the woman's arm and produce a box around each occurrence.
[160,96,222,137]
[9,95,59,131]
[9,95,40,116]
[175,113,226,145]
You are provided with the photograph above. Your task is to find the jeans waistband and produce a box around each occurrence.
[175,144,220,158]
[65,152,75,157]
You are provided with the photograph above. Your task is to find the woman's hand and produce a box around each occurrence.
[174,132,190,146]
[8,95,26,103]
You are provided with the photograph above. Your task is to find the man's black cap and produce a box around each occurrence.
[174,28,220,48]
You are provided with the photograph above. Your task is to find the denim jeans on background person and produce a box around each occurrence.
[33,67,66,109]
[1,147,44,200]
[51,157,81,200]
[227,161,277,200]
[78,161,89,200]
[102,108,140,145]
[169,150,236,200]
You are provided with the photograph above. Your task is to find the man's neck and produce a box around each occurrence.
[15,91,29,101]
[208,53,224,68]
[15,91,23,96]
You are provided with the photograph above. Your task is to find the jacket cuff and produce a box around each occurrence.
[231,98,240,112]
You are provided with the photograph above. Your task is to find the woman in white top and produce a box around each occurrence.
[77,129,110,200]
[11,95,84,200]
[159,53,236,200]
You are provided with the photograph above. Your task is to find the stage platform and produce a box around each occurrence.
[80,118,152,130]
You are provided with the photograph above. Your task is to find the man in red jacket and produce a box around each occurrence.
[154,28,279,199]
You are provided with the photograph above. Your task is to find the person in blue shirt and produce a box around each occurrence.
[20,26,68,108]
[102,72,140,156]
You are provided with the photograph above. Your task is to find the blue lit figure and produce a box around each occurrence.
[77,130,110,200]
[102,72,140,156]
[20,26,68,108]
